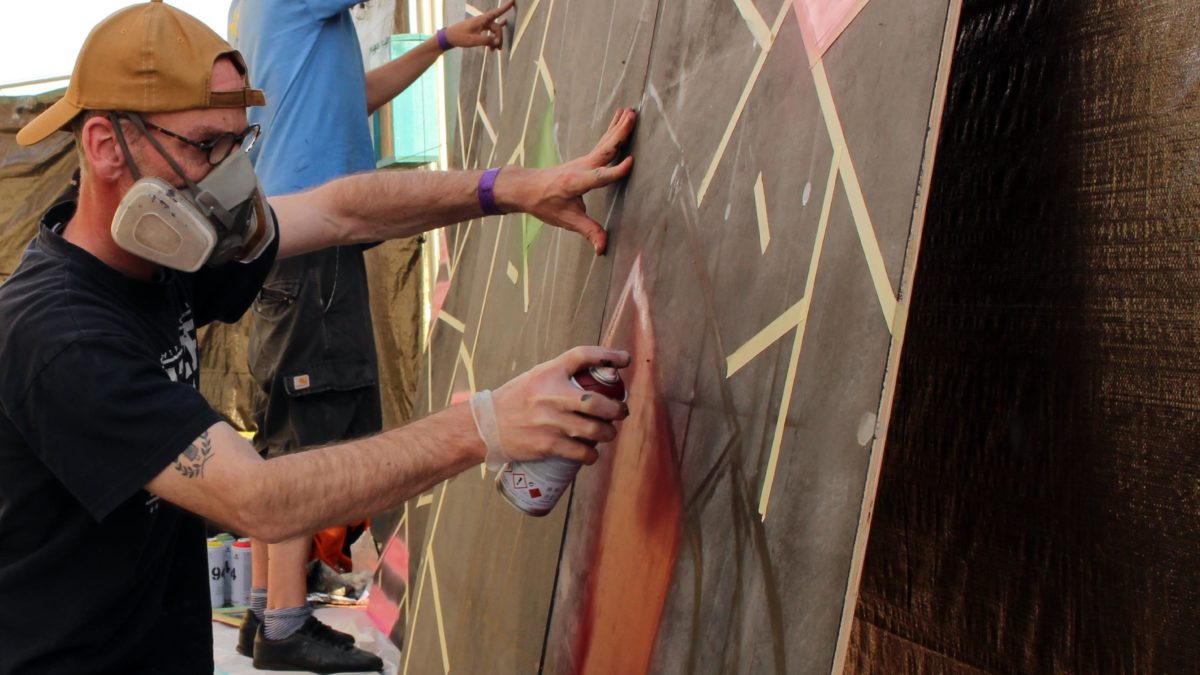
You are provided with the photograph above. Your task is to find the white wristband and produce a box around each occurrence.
[469,389,509,471]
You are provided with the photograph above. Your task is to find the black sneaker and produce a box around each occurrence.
[252,616,383,673]
[235,609,259,657]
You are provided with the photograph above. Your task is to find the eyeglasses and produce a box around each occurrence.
[139,118,261,165]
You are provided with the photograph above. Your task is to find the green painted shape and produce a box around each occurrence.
[523,99,559,253]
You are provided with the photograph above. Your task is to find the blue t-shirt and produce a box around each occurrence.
[230,0,376,194]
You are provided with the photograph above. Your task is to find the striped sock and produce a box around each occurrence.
[249,587,267,621]
[263,604,312,641]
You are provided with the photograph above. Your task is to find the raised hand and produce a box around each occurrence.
[445,0,515,51]
[496,107,638,254]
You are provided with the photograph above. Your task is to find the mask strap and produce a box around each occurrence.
[119,113,237,231]
[107,113,143,182]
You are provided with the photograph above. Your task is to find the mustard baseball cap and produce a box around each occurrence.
[16,0,265,146]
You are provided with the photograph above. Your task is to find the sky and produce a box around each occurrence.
[0,1,231,96]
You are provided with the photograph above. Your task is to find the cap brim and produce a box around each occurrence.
[15,96,83,146]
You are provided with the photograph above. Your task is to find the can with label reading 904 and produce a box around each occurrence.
[496,365,627,516]
[206,537,228,608]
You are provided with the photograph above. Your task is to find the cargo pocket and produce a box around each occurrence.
[252,279,299,321]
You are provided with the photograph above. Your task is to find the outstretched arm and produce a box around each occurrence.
[270,107,637,257]
[365,2,514,114]
[144,347,630,542]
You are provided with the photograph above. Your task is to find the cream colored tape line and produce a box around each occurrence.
[696,0,792,206]
[757,150,840,520]
[459,340,477,394]
[506,261,519,284]
[403,484,450,675]
[726,299,804,378]
[522,242,531,312]
[465,3,482,17]
[437,310,466,333]
[428,553,451,674]
[416,492,434,507]
[831,2,963,671]
[400,551,427,675]
[476,100,497,143]
[507,143,524,166]
[538,56,556,100]
[754,171,771,254]
[465,47,488,164]
[470,220,506,353]
[495,50,505,112]
[509,0,543,53]
[456,93,467,167]
[810,59,897,333]
[734,0,771,48]
[759,316,805,521]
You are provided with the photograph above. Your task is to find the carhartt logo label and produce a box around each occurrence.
[293,374,311,390]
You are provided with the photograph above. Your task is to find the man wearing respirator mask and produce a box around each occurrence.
[0,1,634,672]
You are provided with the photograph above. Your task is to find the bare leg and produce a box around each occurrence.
[266,535,310,609]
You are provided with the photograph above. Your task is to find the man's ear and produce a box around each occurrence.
[80,115,129,184]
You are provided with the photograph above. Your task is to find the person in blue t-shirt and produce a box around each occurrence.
[228,0,514,670]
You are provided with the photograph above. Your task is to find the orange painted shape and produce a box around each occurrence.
[571,258,683,674]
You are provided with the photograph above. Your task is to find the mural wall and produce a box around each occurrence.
[380,0,959,673]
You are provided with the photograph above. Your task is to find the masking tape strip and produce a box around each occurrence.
[759,149,841,520]
[538,57,556,100]
[726,299,804,378]
[470,220,506,353]
[509,0,543,53]
[754,171,771,254]
[464,4,482,17]
[496,50,505,112]
[506,261,519,283]
[696,1,792,206]
[476,100,497,143]
[437,310,466,333]
[465,49,488,164]
[459,341,476,393]
[734,0,772,48]
[428,553,450,674]
[810,58,897,332]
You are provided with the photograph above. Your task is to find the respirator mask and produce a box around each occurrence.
[108,112,275,273]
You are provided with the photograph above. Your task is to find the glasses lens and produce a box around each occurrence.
[209,134,235,165]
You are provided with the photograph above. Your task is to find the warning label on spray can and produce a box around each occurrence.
[496,365,627,516]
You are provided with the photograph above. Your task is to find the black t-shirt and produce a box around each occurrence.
[0,202,278,674]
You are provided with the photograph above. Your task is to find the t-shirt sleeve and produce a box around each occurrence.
[191,211,281,327]
[7,337,221,522]
[303,0,361,20]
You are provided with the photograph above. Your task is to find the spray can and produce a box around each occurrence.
[215,532,235,605]
[230,538,253,606]
[206,537,228,608]
[496,365,627,516]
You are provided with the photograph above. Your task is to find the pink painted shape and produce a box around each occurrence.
[793,0,869,59]
[367,536,409,635]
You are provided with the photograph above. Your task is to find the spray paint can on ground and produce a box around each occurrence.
[230,538,253,607]
[215,532,235,605]
[206,537,229,608]
[496,365,627,516]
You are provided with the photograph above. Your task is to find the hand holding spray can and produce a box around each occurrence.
[496,365,627,516]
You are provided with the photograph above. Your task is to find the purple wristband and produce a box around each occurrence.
[436,28,453,51]
[478,167,502,216]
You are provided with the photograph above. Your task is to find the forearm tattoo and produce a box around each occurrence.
[174,431,214,479]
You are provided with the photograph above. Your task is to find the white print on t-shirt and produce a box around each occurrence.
[159,307,199,388]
